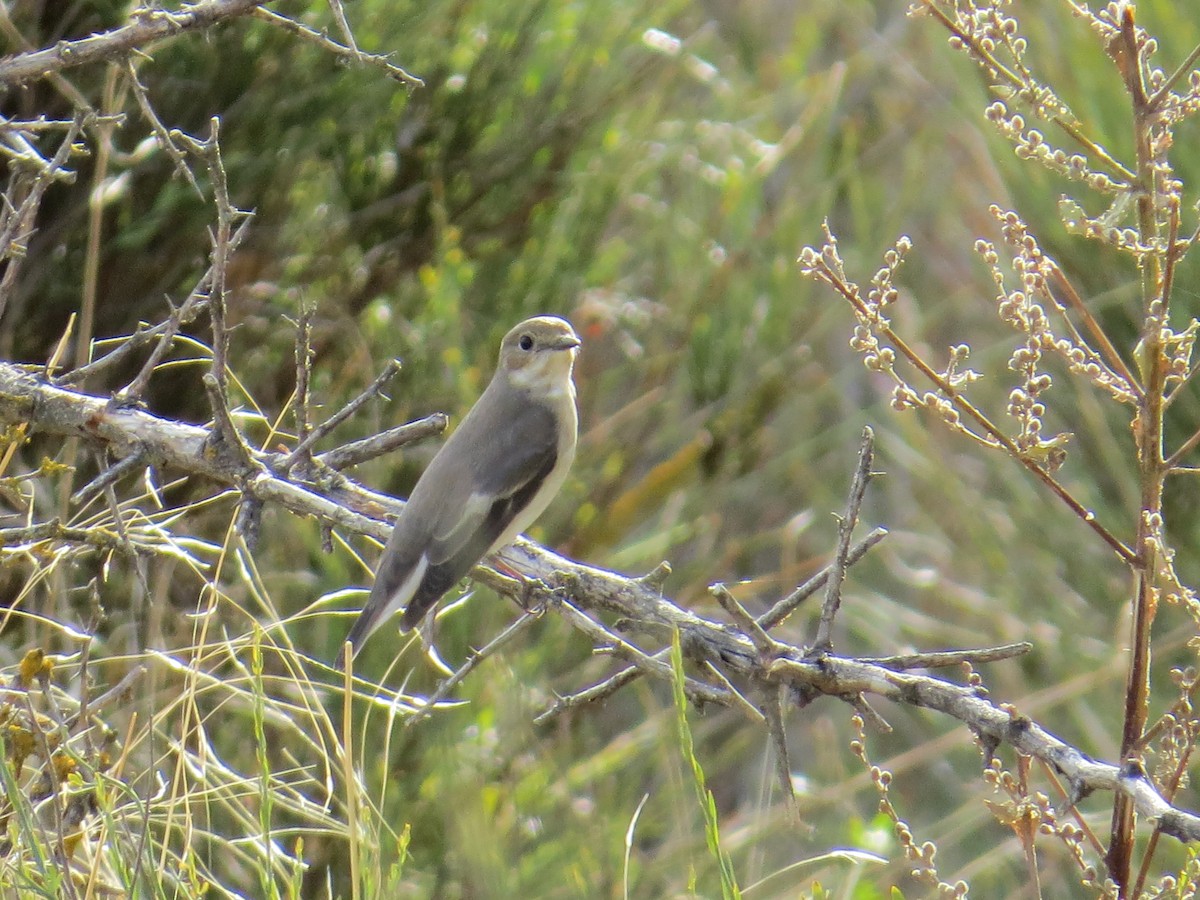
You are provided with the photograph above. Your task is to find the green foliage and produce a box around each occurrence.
[7,0,1200,897]
[670,630,740,898]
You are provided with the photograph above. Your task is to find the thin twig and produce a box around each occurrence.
[701,662,765,724]
[99,219,251,399]
[761,683,798,820]
[325,0,361,59]
[918,0,1135,182]
[1147,40,1200,112]
[1165,423,1200,470]
[1038,759,1107,856]
[814,426,875,651]
[124,57,202,196]
[283,359,402,473]
[1132,733,1196,897]
[710,583,777,656]
[292,307,316,458]
[758,527,888,631]
[553,600,737,711]
[0,115,84,323]
[810,254,1136,564]
[186,119,239,390]
[535,666,642,724]
[851,694,892,733]
[235,496,264,551]
[70,446,148,507]
[175,119,257,470]
[251,7,423,87]
[201,372,253,469]
[405,612,538,727]
[860,642,1032,670]
[63,665,147,729]
[1048,263,1142,403]
[317,413,447,471]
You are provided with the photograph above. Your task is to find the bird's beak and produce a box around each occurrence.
[550,334,582,351]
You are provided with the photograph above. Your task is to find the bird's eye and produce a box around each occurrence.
[518,334,534,351]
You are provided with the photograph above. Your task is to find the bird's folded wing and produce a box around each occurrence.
[401,423,559,630]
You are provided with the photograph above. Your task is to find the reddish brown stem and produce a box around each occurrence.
[1108,8,1167,894]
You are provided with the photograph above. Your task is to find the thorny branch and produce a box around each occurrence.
[0,0,423,90]
[814,425,874,650]
[3,369,1200,843]
[0,0,266,84]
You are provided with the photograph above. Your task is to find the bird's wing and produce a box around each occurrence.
[346,394,561,650]
[400,398,559,630]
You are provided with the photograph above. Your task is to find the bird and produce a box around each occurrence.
[344,315,581,657]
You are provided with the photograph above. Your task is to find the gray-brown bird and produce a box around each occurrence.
[345,315,580,655]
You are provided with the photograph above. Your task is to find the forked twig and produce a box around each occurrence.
[283,359,402,473]
[814,426,875,651]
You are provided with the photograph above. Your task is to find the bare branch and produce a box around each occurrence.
[404,611,538,727]
[284,359,402,473]
[761,683,798,820]
[316,413,447,471]
[861,642,1033,670]
[251,7,423,88]
[757,526,888,631]
[0,115,85,322]
[97,218,251,399]
[124,58,203,196]
[4,362,1199,842]
[292,307,316,457]
[814,425,875,651]
[0,0,265,85]
[69,445,148,507]
[710,582,778,657]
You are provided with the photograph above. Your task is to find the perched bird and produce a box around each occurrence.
[345,315,581,656]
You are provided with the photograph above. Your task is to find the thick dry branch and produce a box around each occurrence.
[3,360,1198,842]
[771,655,1200,844]
[0,0,265,85]
[0,362,387,538]
[494,543,1200,842]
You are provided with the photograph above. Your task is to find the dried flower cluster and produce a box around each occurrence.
[799,226,988,444]
[805,0,1200,894]
[851,714,969,898]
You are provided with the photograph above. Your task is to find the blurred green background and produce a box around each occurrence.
[5,0,1200,896]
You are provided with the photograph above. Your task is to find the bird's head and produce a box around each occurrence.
[499,316,581,392]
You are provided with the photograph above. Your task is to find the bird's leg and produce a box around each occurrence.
[490,557,525,582]
[517,576,553,617]
[486,556,555,618]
